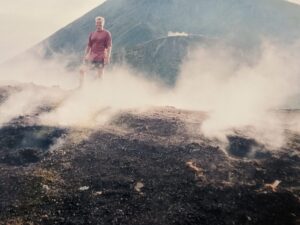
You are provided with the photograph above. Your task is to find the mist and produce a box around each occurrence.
[38,65,165,127]
[171,41,300,147]
[0,40,300,148]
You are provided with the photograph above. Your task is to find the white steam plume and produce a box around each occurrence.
[170,41,300,147]
[0,51,78,89]
[38,66,165,127]
[1,41,300,149]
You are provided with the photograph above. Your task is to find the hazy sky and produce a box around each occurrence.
[286,0,300,4]
[0,0,106,63]
[0,0,299,63]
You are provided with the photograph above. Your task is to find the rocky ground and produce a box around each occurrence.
[0,89,299,224]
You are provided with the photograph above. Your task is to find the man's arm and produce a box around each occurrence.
[84,33,93,61]
[84,46,91,61]
[104,31,112,64]
[105,46,112,64]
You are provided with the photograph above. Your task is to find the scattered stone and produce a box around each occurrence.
[42,184,50,191]
[186,160,204,178]
[78,186,90,191]
[264,180,281,192]
[134,181,144,193]
[93,191,103,196]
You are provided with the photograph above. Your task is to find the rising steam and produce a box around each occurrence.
[0,40,300,148]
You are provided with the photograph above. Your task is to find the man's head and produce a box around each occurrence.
[95,16,105,31]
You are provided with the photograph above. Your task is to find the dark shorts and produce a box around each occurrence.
[85,60,104,70]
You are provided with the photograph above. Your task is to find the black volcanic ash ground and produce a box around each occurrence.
[0,107,299,225]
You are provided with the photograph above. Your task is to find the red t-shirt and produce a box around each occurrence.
[87,29,112,62]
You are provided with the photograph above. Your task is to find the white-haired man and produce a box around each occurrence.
[79,16,112,86]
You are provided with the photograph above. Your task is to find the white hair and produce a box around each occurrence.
[95,16,105,24]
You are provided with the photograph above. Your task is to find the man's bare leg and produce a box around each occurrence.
[79,66,86,88]
[96,66,104,79]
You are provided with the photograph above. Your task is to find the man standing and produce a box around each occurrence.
[79,16,112,86]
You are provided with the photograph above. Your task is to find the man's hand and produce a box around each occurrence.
[84,54,90,61]
[104,56,110,65]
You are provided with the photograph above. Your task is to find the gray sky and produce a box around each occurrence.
[0,0,105,63]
